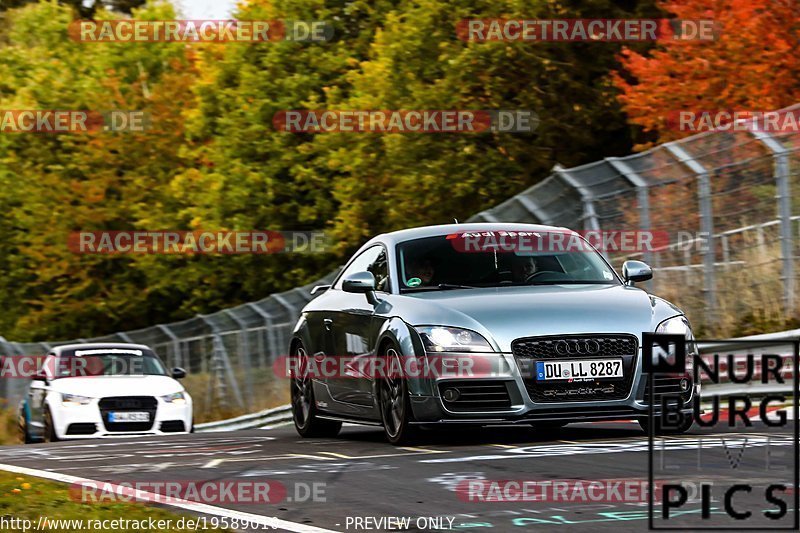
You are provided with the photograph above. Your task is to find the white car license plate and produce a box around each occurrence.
[108,411,150,422]
[536,359,623,381]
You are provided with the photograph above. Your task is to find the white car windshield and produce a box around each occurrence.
[53,350,168,378]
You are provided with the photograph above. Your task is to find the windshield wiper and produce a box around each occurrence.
[529,280,615,285]
[437,283,477,290]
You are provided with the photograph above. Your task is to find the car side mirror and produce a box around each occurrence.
[310,284,331,295]
[342,271,379,305]
[171,367,186,379]
[622,260,653,285]
[32,369,48,382]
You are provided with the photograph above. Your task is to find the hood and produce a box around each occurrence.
[402,284,676,352]
[50,375,184,398]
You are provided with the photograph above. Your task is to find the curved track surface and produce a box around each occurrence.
[1,421,795,532]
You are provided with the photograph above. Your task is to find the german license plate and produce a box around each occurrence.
[536,359,623,381]
[108,411,150,422]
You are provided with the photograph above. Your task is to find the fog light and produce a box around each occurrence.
[443,388,460,402]
[679,378,690,392]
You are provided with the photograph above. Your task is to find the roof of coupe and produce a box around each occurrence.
[371,222,572,246]
[50,342,153,355]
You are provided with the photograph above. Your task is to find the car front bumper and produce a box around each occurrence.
[407,351,696,425]
[51,397,193,439]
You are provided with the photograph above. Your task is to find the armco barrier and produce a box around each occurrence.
[195,404,292,432]
[196,330,799,432]
[698,329,798,398]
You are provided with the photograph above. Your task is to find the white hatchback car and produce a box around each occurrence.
[19,343,193,442]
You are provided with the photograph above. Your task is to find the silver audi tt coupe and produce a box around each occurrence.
[290,223,696,444]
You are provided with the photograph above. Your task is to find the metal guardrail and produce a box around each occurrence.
[195,404,292,432]
[698,329,798,398]
[196,330,799,432]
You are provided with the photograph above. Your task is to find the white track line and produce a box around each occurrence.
[0,463,339,533]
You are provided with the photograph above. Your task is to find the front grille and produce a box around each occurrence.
[642,374,693,405]
[159,420,186,433]
[99,396,157,432]
[66,423,97,435]
[513,335,637,359]
[439,381,513,412]
[512,334,638,402]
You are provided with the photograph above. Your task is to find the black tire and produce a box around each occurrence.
[638,413,694,435]
[378,343,419,445]
[290,342,341,438]
[43,407,59,442]
[18,409,34,444]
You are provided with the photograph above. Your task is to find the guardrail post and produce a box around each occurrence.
[747,129,795,314]
[606,157,654,277]
[515,195,551,224]
[0,336,12,401]
[156,325,182,370]
[247,303,280,364]
[224,309,254,407]
[553,165,601,233]
[199,315,245,410]
[273,293,300,352]
[664,143,716,326]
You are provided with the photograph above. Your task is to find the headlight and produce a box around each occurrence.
[160,392,187,404]
[61,393,92,406]
[656,315,693,337]
[655,315,696,374]
[415,326,493,353]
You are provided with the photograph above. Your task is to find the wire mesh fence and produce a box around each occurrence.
[1,105,798,414]
[0,270,340,413]
[470,104,800,337]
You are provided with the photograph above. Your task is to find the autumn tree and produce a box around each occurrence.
[613,0,800,145]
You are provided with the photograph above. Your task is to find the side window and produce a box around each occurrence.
[334,246,386,290]
[368,248,390,292]
[42,354,56,379]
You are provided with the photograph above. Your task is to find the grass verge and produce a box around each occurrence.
[0,470,231,532]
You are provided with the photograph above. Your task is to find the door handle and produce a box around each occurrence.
[323,318,333,331]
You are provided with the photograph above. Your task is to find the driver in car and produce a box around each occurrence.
[514,255,539,282]
[406,258,435,287]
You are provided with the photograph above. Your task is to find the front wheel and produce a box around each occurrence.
[18,409,34,444]
[43,407,59,442]
[290,343,341,438]
[378,344,419,445]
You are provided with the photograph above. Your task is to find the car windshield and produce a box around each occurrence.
[53,348,168,378]
[397,232,619,291]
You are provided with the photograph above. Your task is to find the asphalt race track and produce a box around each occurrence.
[1,420,797,532]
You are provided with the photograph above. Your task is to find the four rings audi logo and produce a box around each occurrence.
[554,339,601,355]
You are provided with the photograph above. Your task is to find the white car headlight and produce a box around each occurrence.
[61,393,92,406]
[415,326,493,353]
[160,392,187,404]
